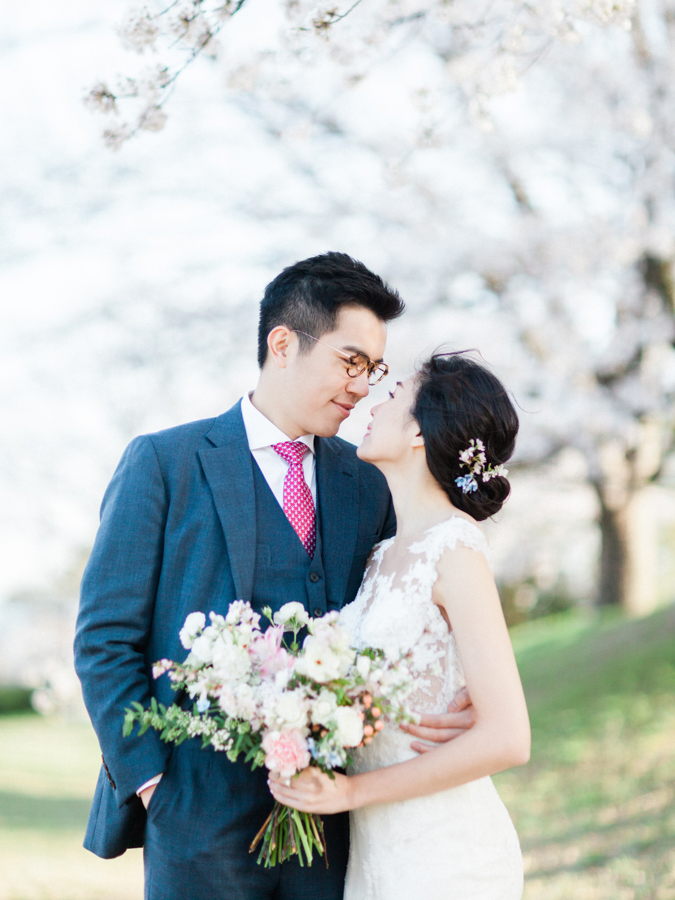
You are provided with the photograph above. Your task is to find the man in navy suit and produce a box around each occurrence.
[75,253,472,899]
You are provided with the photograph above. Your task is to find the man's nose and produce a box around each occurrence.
[346,371,370,400]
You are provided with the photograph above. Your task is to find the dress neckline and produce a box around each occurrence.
[393,513,481,546]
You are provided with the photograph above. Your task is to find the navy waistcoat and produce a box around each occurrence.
[251,460,329,619]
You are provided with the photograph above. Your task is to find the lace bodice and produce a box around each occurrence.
[340,515,491,720]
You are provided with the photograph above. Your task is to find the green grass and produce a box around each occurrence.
[0,715,143,900]
[495,603,675,899]
[1,605,674,899]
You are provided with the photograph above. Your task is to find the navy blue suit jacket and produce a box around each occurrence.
[74,401,395,859]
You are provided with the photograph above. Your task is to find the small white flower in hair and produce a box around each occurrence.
[455,440,508,493]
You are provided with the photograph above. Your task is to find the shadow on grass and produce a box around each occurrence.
[521,797,675,853]
[526,830,675,880]
[0,791,91,830]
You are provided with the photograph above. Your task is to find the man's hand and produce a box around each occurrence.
[139,783,157,809]
[400,686,475,754]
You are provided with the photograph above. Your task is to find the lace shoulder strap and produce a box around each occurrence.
[408,516,492,570]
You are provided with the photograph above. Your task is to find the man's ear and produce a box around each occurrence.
[266,326,294,369]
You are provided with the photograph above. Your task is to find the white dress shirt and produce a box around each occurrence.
[240,392,316,506]
[137,394,317,797]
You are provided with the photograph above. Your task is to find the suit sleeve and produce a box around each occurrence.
[74,435,172,807]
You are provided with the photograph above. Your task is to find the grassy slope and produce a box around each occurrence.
[495,603,675,900]
[1,605,674,899]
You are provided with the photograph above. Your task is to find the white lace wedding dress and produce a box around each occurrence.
[339,516,523,900]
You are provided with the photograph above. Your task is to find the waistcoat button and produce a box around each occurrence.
[314,607,323,617]
[309,572,320,583]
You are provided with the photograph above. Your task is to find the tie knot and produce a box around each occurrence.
[272,441,310,466]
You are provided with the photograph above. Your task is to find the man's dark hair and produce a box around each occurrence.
[257,252,405,367]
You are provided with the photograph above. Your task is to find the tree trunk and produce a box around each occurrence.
[597,486,659,615]
[595,419,664,615]
[597,496,624,608]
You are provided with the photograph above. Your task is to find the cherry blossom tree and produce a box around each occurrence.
[81,0,675,615]
[467,2,675,614]
[85,0,636,148]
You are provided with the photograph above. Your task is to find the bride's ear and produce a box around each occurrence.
[410,429,425,449]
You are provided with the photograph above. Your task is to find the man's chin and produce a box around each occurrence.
[300,412,340,438]
[313,422,341,438]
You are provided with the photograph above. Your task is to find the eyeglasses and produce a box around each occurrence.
[293,331,389,385]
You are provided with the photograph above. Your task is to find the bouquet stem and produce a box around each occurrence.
[249,800,327,868]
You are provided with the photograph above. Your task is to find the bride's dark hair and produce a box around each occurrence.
[411,352,519,521]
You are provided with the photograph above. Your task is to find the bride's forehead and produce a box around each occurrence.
[397,376,416,393]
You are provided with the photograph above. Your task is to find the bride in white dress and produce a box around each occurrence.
[269,352,529,900]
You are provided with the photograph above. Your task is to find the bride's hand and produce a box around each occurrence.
[268,767,354,814]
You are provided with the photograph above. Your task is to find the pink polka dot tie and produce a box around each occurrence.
[272,441,316,557]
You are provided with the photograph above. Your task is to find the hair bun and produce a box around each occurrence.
[412,353,518,522]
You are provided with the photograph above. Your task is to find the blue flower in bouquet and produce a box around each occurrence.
[326,749,344,768]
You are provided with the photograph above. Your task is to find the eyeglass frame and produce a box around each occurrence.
[292,330,389,385]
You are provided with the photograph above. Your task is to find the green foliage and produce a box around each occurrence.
[0,685,34,715]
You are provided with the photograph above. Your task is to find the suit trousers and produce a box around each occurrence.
[143,741,348,900]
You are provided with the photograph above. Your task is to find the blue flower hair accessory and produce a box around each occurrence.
[454,439,508,494]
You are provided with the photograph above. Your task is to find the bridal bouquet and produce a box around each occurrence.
[124,600,415,867]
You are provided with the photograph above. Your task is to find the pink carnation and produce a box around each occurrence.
[261,729,311,780]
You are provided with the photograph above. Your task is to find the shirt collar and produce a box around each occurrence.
[240,393,315,454]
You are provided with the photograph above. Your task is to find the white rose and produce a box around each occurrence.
[217,685,238,718]
[337,647,356,677]
[298,636,342,683]
[179,611,206,649]
[189,632,214,665]
[356,655,371,679]
[311,689,338,727]
[274,689,309,731]
[274,602,310,628]
[211,637,251,681]
[334,706,364,747]
[234,682,258,720]
[275,668,292,691]
[308,611,340,637]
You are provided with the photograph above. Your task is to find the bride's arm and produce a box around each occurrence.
[268,544,530,815]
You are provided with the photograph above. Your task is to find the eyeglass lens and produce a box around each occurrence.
[347,356,388,384]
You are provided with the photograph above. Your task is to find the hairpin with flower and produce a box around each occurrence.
[454,439,508,494]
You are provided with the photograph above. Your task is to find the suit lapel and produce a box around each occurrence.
[316,437,358,608]
[198,404,256,603]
